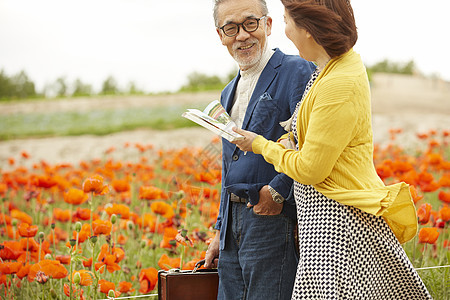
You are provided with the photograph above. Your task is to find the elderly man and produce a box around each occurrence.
[204,0,314,299]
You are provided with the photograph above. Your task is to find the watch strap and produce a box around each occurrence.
[267,185,285,204]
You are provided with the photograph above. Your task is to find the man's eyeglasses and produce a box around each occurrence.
[219,16,266,37]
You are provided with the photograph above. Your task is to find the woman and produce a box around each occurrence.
[233,0,431,298]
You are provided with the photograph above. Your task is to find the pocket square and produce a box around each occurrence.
[259,92,272,101]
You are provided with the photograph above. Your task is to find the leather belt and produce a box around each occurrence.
[230,193,247,203]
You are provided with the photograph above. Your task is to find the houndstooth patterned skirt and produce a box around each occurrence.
[291,183,431,300]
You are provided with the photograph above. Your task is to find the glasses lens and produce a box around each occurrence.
[223,24,238,36]
[243,18,259,32]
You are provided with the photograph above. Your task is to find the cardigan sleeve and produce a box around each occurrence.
[253,80,358,186]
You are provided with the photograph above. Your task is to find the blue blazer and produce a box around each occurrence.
[215,48,315,249]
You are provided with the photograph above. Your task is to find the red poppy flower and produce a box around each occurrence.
[70,270,94,286]
[439,206,450,222]
[160,227,178,249]
[417,203,432,225]
[438,191,450,204]
[105,203,130,219]
[139,185,168,200]
[55,255,71,265]
[83,257,93,268]
[73,207,91,221]
[111,178,131,193]
[92,219,112,235]
[72,223,91,243]
[34,175,57,189]
[11,209,33,225]
[151,201,175,219]
[82,174,109,195]
[418,227,440,244]
[28,259,68,282]
[53,208,71,223]
[118,281,135,294]
[139,267,158,294]
[439,174,450,187]
[0,241,23,261]
[158,254,181,270]
[0,261,22,274]
[64,284,85,300]
[16,263,31,280]
[117,234,128,245]
[95,244,124,274]
[409,185,423,204]
[18,223,38,238]
[0,183,7,196]
[98,279,121,297]
[64,188,88,205]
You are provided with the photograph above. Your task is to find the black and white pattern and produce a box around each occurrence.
[289,70,431,299]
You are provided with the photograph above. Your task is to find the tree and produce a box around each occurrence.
[0,69,13,99]
[127,81,144,95]
[101,76,119,95]
[0,69,37,100]
[72,78,93,97]
[179,71,227,92]
[368,59,415,75]
[54,77,68,97]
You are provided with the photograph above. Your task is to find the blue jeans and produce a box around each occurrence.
[217,202,298,300]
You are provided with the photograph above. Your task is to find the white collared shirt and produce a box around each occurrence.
[230,46,274,128]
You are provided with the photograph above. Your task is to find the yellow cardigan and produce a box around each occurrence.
[252,49,417,244]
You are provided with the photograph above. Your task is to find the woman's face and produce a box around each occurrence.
[283,9,314,62]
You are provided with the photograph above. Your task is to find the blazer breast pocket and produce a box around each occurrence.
[249,92,280,134]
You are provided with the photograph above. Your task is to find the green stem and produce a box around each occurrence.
[90,193,95,237]
[1,198,8,229]
[92,239,98,300]
[67,204,73,240]
[418,243,427,268]
[154,214,160,235]
[439,223,448,265]
[412,234,417,267]
[52,228,57,259]
[142,201,147,235]
[69,246,73,300]
[26,238,29,265]
[75,232,79,253]
[180,245,185,270]
[38,241,42,263]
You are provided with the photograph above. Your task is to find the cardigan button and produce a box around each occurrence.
[232,154,239,161]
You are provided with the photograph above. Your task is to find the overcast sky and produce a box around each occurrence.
[1,0,449,93]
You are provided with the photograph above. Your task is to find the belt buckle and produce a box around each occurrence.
[230,193,246,203]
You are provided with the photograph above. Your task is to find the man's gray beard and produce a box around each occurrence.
[233,40,267,70]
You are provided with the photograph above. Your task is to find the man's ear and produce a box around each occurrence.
[265,16,273,37]
[216,28,225,45]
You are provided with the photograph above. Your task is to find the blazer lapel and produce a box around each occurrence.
[223,74,240,113]
[241,51,281,130]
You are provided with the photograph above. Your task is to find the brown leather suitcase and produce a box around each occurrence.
[158,260,219,300]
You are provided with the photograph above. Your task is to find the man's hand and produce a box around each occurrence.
[247,185,283,215]
[231,127,258,153]
[204,231,220,268]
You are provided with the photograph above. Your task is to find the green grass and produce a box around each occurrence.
[0,104,207,140]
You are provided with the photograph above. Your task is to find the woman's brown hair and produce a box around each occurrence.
[281,0,357,58]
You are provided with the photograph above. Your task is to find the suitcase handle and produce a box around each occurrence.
[193,259,206,273]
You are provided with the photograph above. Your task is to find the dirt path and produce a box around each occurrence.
[1,73,449,170]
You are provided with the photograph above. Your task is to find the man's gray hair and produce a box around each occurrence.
[213,0,269,27]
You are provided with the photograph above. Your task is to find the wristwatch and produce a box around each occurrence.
[267,185,285,204]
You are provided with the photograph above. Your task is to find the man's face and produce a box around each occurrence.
[216,0,272,71]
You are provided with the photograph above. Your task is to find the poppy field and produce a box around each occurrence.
[0,129,449,299]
